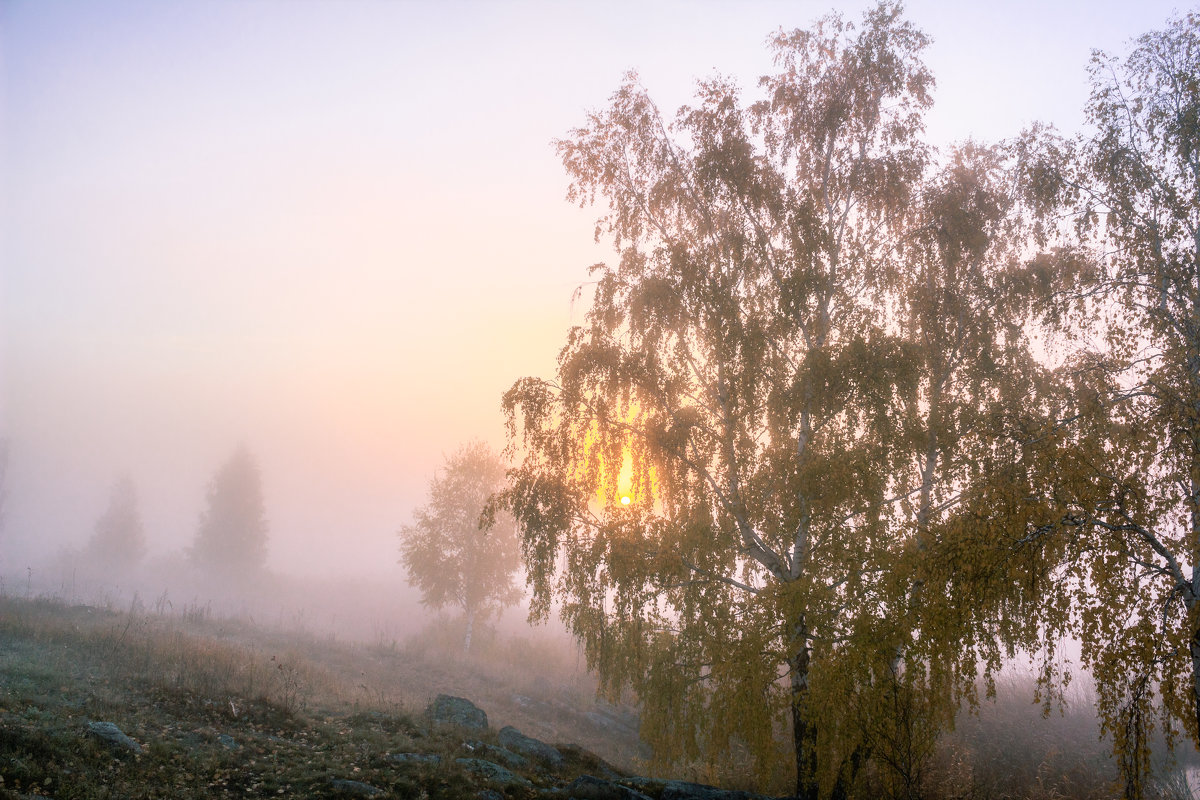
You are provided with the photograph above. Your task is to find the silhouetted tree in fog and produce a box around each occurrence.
[0,438,8,535]
[189,446,268,576]
[399,442,520,653]
[85,474,146,569]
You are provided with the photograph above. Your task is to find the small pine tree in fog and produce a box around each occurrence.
[0,437,8,534]
[399,442,520,652]
[189,446,268,576]
[86,474,146,568]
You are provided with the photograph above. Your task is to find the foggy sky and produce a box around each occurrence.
[0,0,1181,578]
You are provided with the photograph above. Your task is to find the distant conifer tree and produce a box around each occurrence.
[0,437,8,534]
[189,446,268,576]
[86,474,147,568]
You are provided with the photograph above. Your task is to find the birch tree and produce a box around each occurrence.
[501,5,1047,795]
[399,442,520,653]
[1014,12,1200,797]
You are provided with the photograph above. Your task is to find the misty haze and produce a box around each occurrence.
[3,1,1200,799]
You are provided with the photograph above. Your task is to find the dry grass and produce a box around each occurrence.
[0,591,644,799]
[922,673,1199,800]
[3,587,1197,799]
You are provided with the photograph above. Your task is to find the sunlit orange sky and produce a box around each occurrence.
[0,0,1183,578]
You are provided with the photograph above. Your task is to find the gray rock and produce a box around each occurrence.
[387,751,442,767]
[566,775,654,800]
[428,694,488,729]
[477,791,505,800]
[85,721,142,754]
[498,724,563,768]
[455,757,534,787]
[330,778,384,796]
[556,744,624,781]
[465,740,529,769]
[217,733,239,751]
[655,780,777,800]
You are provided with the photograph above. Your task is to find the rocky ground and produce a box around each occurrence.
[0,596,784,800]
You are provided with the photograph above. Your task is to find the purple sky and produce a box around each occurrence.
[1,0,1184,577]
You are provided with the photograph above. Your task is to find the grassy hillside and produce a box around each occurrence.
[0,594,642,799]
[2,592,1197,799]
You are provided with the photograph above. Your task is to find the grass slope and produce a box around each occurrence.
[0,595,639,799]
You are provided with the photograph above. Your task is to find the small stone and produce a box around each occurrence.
[85,721,142,754]
[455,757,533,787]
[658,779,778,800]
[556,744,624,781]
[566,775,654,800]
[386,752,442,767]
[330,778,384,797]
[464,740,529,769]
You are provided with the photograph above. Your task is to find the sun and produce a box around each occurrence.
[578,406,658,510]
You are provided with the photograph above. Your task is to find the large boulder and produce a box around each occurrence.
[427,694,488,730]
[497,724,563,768]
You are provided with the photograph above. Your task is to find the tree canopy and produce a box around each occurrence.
[1011,11,1200,796]
[500,4,1063,796]
[399,441,521,652]
[497,4,1200,797]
